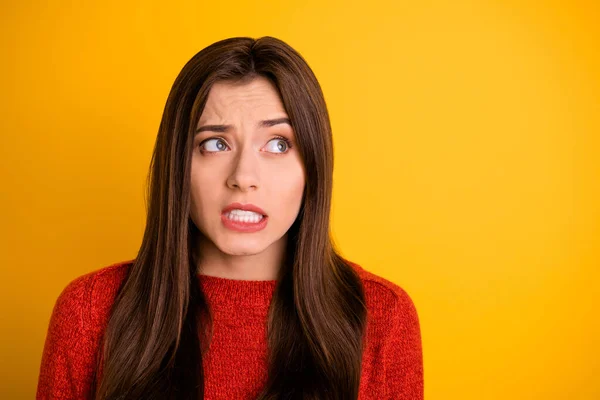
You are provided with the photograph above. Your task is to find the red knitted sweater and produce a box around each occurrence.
[36,259,423,399]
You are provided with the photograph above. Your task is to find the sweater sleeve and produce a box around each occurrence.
[36,273,97,400]
[385,288,424,399]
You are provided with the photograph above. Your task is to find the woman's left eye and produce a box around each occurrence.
[265,137,293,154]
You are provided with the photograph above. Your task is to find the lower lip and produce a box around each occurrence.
[221,212,268,232]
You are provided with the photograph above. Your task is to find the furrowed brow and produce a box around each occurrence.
[258,117,291,128]
[195,118,291,134]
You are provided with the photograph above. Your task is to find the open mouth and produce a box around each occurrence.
[222,210,266,223]
[221,211,268,232]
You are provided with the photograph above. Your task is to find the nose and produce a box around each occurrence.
[226,142,260,192]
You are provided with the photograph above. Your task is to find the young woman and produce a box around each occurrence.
[36,36,423,400]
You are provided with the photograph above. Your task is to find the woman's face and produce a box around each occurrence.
[190,76,306,261]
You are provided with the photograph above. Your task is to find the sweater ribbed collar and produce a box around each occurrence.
[196,273,277,309]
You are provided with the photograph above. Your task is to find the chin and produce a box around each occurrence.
[219,239,266,256]
[223,248,264,257]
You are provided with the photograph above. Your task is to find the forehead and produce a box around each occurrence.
[199,76,287,123]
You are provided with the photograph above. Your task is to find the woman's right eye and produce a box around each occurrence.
[200,138,229,153]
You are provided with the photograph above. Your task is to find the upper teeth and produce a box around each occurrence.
[226,209,264,222]
[229,209,262,216]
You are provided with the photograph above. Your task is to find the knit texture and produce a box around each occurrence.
[36,259,423,399]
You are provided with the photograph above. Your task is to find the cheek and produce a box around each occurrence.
[190,166,220,222]
[277,169,305,210]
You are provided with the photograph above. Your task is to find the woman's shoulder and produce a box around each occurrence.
[344,258,423,393]
[58,259,133,299]
[344,259,420,323]
[53,259,134,330]
[37,260,134,398]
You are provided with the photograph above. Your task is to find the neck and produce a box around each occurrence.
[194,233,288,281]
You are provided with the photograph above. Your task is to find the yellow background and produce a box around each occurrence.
[1,0,598,398]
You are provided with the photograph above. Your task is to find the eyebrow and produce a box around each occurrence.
[195,117,291,134]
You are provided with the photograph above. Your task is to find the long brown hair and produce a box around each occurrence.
[93,36,368,400]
